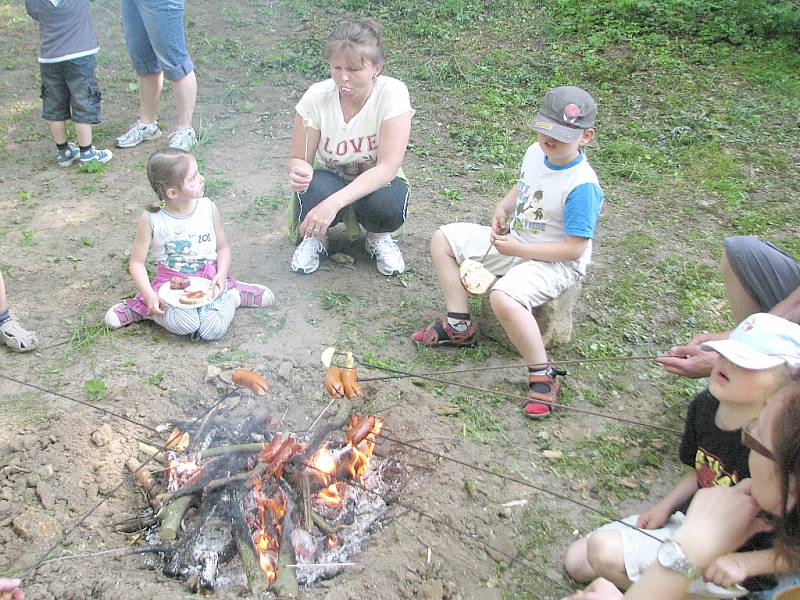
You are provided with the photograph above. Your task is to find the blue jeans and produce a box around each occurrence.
[40,55,101,123]
[120,0,193,81]
[295,169,409,233]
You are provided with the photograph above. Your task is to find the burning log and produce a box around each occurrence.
[272,520,299,599]
[126,457,166,510]
[231,489,270,595]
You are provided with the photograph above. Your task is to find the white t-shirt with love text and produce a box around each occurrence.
[295,75,414,181]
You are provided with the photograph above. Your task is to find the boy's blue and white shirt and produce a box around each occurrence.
[510,142,603,275]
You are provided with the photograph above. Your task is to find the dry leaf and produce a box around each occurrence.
[542,449,563,459]
[166,428,190,451]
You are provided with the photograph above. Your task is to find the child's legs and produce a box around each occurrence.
[490,290,547,364]
[40,63,71,130]
[195,291,237,341]
[585,530,631,590]
[564,537,596,583]
[62,56,101,146]
[151,306,200,336]
[296,170,348,226]
[49,121,68,145]
[352,178,408,233]
[434,223,512,315]
[490,260,580,362]
[431,229,469,314]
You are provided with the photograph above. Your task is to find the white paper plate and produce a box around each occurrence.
[157,276,220,309]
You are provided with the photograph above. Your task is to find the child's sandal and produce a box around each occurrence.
[524,369,561,419]
[1,319,38,353]
[412,319,478,348]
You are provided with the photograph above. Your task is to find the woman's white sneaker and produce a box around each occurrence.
[365,233,405,276]
[291,236,327,274]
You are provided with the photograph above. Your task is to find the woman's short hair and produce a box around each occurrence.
[324,18,385,68]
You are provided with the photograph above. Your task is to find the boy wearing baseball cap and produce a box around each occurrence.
[565,313,800,597]
[413,86,603,418]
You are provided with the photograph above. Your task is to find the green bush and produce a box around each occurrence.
[545,0,800,45]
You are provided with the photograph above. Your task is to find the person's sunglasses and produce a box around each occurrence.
[742,418,775,462]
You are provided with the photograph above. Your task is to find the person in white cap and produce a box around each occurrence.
[565,313,800,598]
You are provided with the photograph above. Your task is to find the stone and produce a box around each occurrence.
[479,281,582,352]
[36,482,56,510]
[278,360,293,380]
[37,464,55,480]
[419,580,444,599]
[12,508,62,541]
[91,423,115,447]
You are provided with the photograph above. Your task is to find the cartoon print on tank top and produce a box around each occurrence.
[162,225,213,274]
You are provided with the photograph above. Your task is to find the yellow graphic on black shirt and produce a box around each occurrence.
[694,448,740,488]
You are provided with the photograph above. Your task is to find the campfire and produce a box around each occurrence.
[118,367,402,596]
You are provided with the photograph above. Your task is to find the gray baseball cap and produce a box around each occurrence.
[531,86,598,143]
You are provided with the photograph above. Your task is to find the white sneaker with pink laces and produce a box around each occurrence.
[234,281,275,307]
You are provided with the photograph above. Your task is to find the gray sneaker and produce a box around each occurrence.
[116,121,161,148]
[57,143,79,167]
[168,127,197,151]
[79,146,113,164]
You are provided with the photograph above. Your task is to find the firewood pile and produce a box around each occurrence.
[116,368,404,597]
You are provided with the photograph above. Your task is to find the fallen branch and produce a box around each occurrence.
[126,458,166,510]
[158,495,194,541]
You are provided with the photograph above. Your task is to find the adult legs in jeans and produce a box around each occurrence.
[120,0,196,129]
[296,169,407,233]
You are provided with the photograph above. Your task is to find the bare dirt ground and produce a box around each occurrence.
[0,2,683,599]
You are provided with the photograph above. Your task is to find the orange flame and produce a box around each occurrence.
[251,479,286,582]
[346,417,384,479]
[310,446,337,486]
[317,482,344,507]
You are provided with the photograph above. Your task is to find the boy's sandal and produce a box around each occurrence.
[412,319,478,348]
[1,319,38,353]
[524,370,562,419]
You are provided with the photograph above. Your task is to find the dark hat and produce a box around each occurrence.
[531,86,597,143]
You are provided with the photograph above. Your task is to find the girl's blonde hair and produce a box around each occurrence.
[323,18,386,69]
[145,148,193,212]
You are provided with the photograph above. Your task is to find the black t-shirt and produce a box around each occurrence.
[678,389,775,591]
[678,389,750,506]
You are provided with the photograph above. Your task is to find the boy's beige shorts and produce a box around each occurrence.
[438,222,581,311]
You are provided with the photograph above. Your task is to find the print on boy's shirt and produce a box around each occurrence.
[513,180,546,234]
[694,448,740,488]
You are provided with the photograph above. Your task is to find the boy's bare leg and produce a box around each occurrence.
[489,290,547,365]
[74,123,93,147]
[721,249,760,323]
[564,538,597,583]
[138,72,163,124]
[48,121,68,145]
[172,71,197,130]
[585,531,631,591]
[431,230,470,314]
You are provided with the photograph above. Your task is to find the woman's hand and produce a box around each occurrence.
[561,578,622,600]
[703,553,748,588]
[289,162,313,193]
[300,199,340,238]
[144,290,165,317]
[673,481,764,568]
